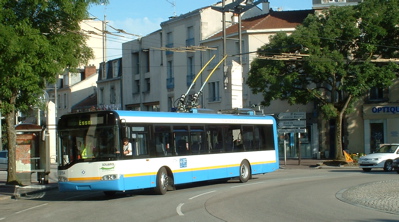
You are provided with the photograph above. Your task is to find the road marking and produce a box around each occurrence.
[176,203,184,216]
[15,203,48,214]
[189,190,216,200]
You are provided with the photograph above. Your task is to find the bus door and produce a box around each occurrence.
[173,125,192,183]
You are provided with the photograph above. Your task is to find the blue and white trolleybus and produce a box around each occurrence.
[57,110,279,195]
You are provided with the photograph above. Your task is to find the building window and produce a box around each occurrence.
[145,104,160,111]
[63,93,67,109]
[134,80,140,94]
[208,81,220,102]
[101,63,106,79]
[57,94,61,108]
[143,50,150,73]
[132,52,139,75]
[167,60,174,89]
[112,60,119,78]
[369,87,385,101]
[168,96,174,112]
[166,32,173,56]
[145,78,150,92]
[208,47,219,68]
[110,85,116,104]
[99,87,104,105]
[186,26,194,47]
[187,56,194,86]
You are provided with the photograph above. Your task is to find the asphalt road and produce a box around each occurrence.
[1,167,398,222]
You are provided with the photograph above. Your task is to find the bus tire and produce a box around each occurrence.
[239,160,251,183]
[154,167,169,195]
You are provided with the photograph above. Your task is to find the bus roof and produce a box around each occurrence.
[113,110,276,125]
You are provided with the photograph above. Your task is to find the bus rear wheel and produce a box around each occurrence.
[154,167,169,195]
[239,160,251,183]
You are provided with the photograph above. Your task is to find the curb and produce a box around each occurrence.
[0,184,58,200]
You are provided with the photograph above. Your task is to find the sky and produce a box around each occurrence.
[88,0,313,60]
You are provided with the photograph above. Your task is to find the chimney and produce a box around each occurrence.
[262,2,270,14]
[84,65,97,78]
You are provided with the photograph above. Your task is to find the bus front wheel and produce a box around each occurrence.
[154,167,169,195]
[239,160,251,183]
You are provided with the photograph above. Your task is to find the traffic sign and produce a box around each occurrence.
[278,120,306,128]
[277,112,306,120]
[278,128,307,133]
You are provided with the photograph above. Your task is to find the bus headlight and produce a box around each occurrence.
[58,176,68,182]
[102,174,119,181]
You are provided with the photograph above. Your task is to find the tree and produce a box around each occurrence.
[247,0,399,160]
[0,0,105,185]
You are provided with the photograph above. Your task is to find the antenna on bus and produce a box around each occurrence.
[175,55,227,113]
[175,55,216,112]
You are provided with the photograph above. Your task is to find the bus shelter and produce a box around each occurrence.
[15,124,50,185]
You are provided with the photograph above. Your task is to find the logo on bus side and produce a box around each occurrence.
[180,158,187,168]
[100,162,115,171]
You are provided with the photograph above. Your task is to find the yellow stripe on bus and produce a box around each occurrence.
[123,161,276,178]
[124,172,156,177]
[68,177,102,181]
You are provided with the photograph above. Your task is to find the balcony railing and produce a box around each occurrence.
[186,38,195,47]
[166,43,174,56]
[167,77,174,89]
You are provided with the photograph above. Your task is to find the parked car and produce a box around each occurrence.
[392,157,399,173]
[0,150,8,171]
[358,144,399,172]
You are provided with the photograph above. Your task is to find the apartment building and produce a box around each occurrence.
[97,58,123,111]
[120,1,320,158]
[45,19,104,162]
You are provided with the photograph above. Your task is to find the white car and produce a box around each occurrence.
[358,144,399,172]
[0,150,7,171]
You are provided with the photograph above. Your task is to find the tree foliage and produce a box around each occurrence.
[247,0,399,160]
[0,0,105,184]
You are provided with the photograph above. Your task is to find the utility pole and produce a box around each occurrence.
[102,14,107,80]
[222,0,227,89]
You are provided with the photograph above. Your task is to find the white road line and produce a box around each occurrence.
[189,190,216,200]
[176,203,184,216]
[15,203,48,214]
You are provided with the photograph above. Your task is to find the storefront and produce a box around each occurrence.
[363,104,399,154]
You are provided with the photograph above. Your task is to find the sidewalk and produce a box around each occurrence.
[279,158,356,169]
[0,164,59,200]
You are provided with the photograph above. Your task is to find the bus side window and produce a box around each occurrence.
[177,139,187,155]
[242,126,254,151]
[154,126,173,157]
[133,134,148,156]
